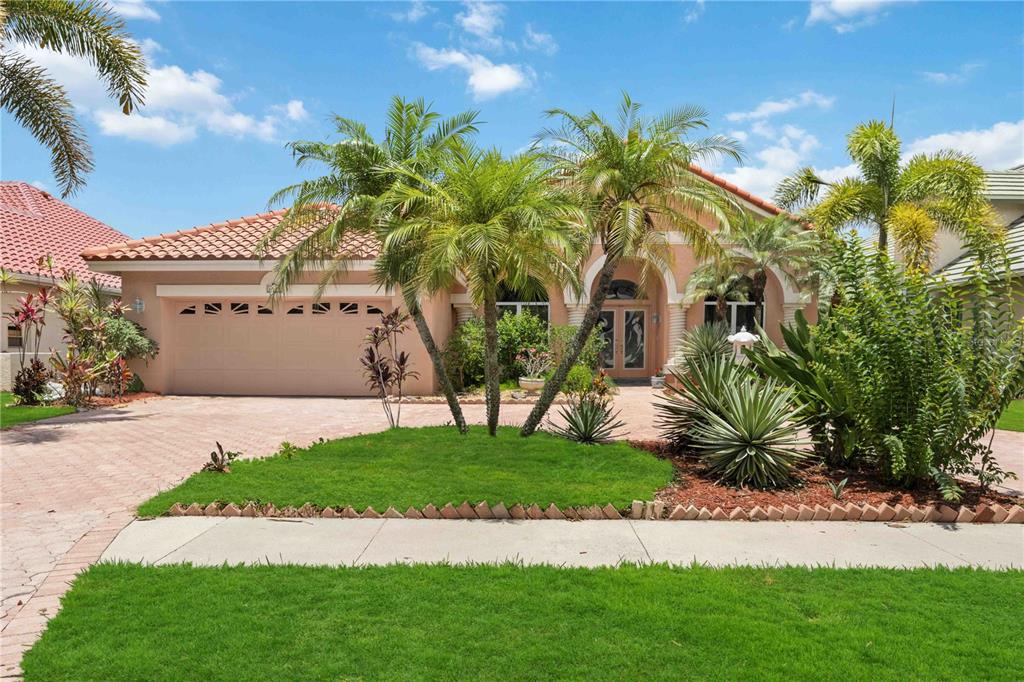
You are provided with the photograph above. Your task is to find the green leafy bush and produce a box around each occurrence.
[561,364,594,397]
[13,358,49,405]
[102,316,158,360]
[549,324,607,371]
[749,236,1024,496]
[446,311,549,388]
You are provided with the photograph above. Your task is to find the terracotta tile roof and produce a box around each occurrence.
[688,164,784,216]
[81,207,381,262]
[0,182,128,290]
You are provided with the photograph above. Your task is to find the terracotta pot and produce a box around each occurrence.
[518,377,545,391]
[650,376,665,388]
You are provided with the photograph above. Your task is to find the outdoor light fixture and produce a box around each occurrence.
[132,297,145,314]
[728,326,759,363]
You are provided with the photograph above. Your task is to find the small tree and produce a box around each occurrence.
[361,309,419,428]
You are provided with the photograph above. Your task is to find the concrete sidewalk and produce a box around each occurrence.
[103,518,1024,570]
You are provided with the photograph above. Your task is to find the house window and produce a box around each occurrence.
[312,302,330,315]
[605,279,638,300]
[7,325,22,348]
[287,305,304,315]
[339,302,358,315]
[204,302,222,315]
[703,300,762,333]
[366,304,384,315]
[179,305,197,315]
[230,303,249,315]
[496,282,549,323]
[257,305,273,315]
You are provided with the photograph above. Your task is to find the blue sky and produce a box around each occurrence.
[4,0,1023,238]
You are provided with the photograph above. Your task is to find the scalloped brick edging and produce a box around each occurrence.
[164,500,1024,523]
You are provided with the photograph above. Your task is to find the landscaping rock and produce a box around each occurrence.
[321,507,337,518]
[728,508,748,521]
[938,505,958,523]
[811,505,830,521]
[526,504,544,520]
[601,504,622,520]
[298,503,316,518]
[544,504,565,520]
[440,503,460,520]
[683,505,701,520]
[1005,505,1024,523]
[281,507,299,518]
[668,505,687,520]
[954,507,975,523]
[696,507,712,521]
[341,506,359,519]
[876,504,896,522]
[630,501,644,519]
[921,506,940,523]
[842,503,861,521]
[748,506,768,521]
[474,502,493,519]
[860,505,879,522]
[262,504,279,517]
[168,503,186,517]
[989,504,1009,524]
[241,502,259,518]
[184,503,203,517]
[782,505,799,521]
[220,503,241,517]
[383,506,403,519]
[422,504,440,519]
[490,502,510,520]
[456,502,477,519]
[893,504,912,522]
[796,505,814,521]
[973,504,995,523]
[509,504,527,520]
[827,504,845,521]
[403,507,424,519]
[711,508,729,521]
[577,506,600,520]
[766,506,784,521]
[361,506,382,519]
[652,501,665,520]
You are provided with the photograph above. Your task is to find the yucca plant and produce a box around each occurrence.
[673,322,731,365]
[690,377,812,488]
[548,396,626,445]
[655,355,751,449]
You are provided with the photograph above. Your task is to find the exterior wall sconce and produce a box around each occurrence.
[728,326,759,363]
[132,297,145,314]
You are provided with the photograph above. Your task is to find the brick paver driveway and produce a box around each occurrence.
[1,388,1020,676]
[0,389,661,673]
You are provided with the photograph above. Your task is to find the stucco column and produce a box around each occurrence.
[781,302,803,349]
[566,303,587,327]
[664,306,687,369]
[453,303,476,325]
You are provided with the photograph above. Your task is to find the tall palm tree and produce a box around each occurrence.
[682,258,748,324]
[519,92,742,436]
[258,97,479,433]
[1,0,148,196]
[774,120,997,269]
[719,213,814,323]
[385,144,582,436]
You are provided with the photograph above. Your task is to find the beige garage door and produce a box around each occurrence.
[169,298,389,396]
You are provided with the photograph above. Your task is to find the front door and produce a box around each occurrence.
[597,305,650,378]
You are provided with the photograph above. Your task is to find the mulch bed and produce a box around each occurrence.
[630,440,1019,512]
[86,391,162,408]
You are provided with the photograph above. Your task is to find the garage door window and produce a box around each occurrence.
[258,305,273,315]
[204,303,222,315]
[179,304,196,315]
[230,302,249,315]
[287,304,304,315]
[339,302,358,315]
[312,302,330,315]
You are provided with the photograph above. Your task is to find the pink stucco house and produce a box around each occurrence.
[81,167,814,396]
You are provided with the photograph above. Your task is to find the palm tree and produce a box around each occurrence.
[682,258,748,324]
[774,120,997,269]
[519,92,742,436]
[719,213,814,323]
[1,0,148,197]
[385,144,582,436]
[258,97,479,433]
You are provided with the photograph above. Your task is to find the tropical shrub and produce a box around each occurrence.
[445,311,549,388]
[749,236,1024,497]
[361,309,419,428]
[516,346,551,379]
[656,356,752,449]
[202,442,240,473]
[12,358,49,405]
[549,324,607,371]
[690,375,811,488]
[561,364,594,397]
[100,315,158,360]
[497,310,549,380]
[49,347,105,407]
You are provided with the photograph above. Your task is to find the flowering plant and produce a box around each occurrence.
[515,347,552,379]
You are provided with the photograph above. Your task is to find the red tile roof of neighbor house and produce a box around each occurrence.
[0,182,128,290]
[80,167,782,263]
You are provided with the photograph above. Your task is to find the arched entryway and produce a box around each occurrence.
[588,264,661,379]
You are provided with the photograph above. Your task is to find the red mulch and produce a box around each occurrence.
[85,392,162,408]
[629,439,1019,511]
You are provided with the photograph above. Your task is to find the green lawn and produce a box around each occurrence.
[0,391,74,430]
[22,563,1023,681]
[138,426,673,516]
[997,399,1024,432]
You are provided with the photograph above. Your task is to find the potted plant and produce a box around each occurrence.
[516,347,551,392]
[650,368,665,388]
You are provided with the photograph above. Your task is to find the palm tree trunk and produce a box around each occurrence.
[716,297,728,323]
[404,292,468,434]
[482,289,501,436]
[752,269,767,328]
[520,256,619,436]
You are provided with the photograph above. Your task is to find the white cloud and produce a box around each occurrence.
[30,180,49,191]
[14,42,305,147]
[726,90,836,122]
[412,43,531,99]
[95,110,196,146]
[815,162,860,183]
[390,0,433,23]
[730,130,749,143]
[683,0,706,24]
[907,120,1024,171]
[720,126,821,201]
[523,24,558,55]
[806,0,909,34]
[456,1,507,49]
[106,0,160,21]
[921,61,982,85]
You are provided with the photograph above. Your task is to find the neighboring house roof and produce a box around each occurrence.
[985,164,1024,201]
[0,182,128,290]
[81,208,381,262]
[937,214,1024,284]
[82,168,783,263]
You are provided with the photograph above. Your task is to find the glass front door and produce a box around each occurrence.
[598,306,649,377]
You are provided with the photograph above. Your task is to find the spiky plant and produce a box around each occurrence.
[1,0,148,196]
[547,397,626,445]
[655,355,752,449]
[673,322,731,365]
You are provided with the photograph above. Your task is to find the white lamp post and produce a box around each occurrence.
[727,325,759,363]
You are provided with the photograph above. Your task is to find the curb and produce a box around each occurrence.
[164,500,1024,523]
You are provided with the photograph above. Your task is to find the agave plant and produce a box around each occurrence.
[673,322,731,365]
[548,397,626,445]
[655,355,751,449]
[690,377,812,488]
